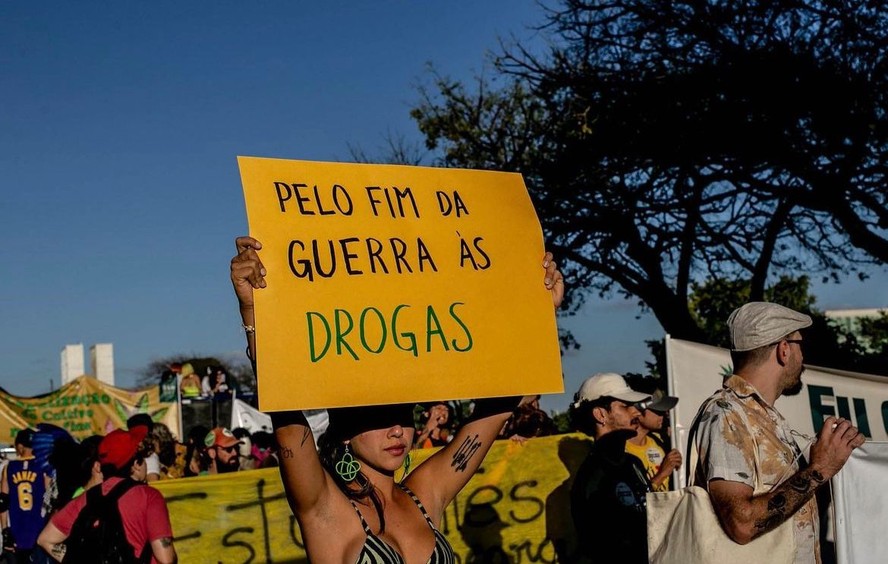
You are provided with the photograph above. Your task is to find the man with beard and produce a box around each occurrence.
[693,302,865,563]
[204,427,243,474]
[569,373,653,564]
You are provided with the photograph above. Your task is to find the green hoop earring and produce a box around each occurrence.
[335,443,361,482]
[402,451,412,480]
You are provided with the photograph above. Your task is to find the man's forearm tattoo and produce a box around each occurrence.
[281,446,294,459]
[451,434,482,472]
[50,543,66,560]
[753,467,825,535]
[300,427,312,447]
[159,537,173,548]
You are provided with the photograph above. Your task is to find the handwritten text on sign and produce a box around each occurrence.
[238,157,563,410]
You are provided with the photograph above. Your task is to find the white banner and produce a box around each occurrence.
[666,336,888,488]
[230,399,330,441]
[833,442,888,564]
[231,398,273,434]
[666,336,888,563]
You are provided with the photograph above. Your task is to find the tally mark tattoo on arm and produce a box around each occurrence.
[159,537,173,547]
[451,434,482,472]
[300,427,312,447]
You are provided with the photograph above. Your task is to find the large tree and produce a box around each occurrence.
[411,0,888,346]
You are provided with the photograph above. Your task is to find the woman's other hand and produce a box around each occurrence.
[543,251,565,309]
[230,236,266,313]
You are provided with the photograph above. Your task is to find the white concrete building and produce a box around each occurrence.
[90,343,115,386]
[60,343,85,385]
[60,342,116,386]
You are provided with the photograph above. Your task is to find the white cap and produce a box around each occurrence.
[572,373,650,408]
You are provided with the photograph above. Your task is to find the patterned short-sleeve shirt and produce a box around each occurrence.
[694,375,820,564]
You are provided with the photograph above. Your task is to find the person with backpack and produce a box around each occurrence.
[35,425,176,563]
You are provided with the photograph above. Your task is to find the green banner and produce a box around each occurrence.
[0,375,179,442]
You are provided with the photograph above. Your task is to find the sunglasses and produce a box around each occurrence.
[217,445,239,454]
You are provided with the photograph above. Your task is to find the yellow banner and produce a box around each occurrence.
[0,375,180,441]
[238,157,563,411]
[155,433,591,562]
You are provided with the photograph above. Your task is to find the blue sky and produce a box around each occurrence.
[2,2,886,414]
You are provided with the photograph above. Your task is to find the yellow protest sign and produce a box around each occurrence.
[238,157,563,411]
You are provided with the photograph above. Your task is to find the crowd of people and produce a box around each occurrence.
[567,302,865,564]
[0,410,294,563]
[0,236,864,563]
[172,362,236,401]
[228,235,865,563]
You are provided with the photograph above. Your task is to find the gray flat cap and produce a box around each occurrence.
[727,302,813,351]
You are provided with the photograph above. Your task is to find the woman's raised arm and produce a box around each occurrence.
[405,251,564,520]
[230,236,336,516]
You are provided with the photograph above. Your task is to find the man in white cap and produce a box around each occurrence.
[626,391,682,491]
[569,372,653,564]
[693,302,865,562]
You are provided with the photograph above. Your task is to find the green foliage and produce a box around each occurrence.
[857,312,888,357]
[408,0,888,349]
[647,275,888,376]
[551,409,572,434]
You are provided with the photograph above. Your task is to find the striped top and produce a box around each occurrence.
[350,483,455,564]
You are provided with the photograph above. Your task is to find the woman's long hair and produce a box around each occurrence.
[317,430,387,532]
[151,422,178,469]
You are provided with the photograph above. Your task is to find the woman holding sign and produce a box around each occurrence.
[230,235,563,563]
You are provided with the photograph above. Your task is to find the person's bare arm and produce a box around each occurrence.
[230,236,336,515]
[37,522,67,562]
[650,449,682,488]
[230,236,263,364]
[0,465,8,530]
[407,395,526,519]
[149,536,177,564]
[407,252,564,519]
[709,416,865,544]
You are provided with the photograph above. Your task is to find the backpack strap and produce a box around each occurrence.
[649,430,667,451]
[108,481,153,564]
[84,478,141,508]
[105,479,142,504]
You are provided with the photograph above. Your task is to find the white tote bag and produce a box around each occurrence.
[647,485,794,564]
[647,402,796,564]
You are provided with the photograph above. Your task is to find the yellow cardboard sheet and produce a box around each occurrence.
[238,157,563,410]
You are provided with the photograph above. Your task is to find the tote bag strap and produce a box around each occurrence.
[684,392,719,488]
[684,389,767,492]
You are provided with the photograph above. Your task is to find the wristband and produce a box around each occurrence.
[470,396,521,421]
[270,410,307,429]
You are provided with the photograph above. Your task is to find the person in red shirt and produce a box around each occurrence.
[35,425,177,563]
